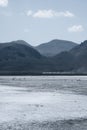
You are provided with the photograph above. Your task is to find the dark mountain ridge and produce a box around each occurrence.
[0,39,87,75]
[52,40,87,73]
[0,40,44,73]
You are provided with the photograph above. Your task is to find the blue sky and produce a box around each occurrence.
[0,0,87,45]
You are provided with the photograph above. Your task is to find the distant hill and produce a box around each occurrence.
[35,39,77,57]
[52,40,87,73]
[52,51,75,72]
[0,40,44,73]
[70,40,87,72]
[0,39,87,75]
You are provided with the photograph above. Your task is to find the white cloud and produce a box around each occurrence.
[0,0,8,7]
[68,25,84,32]
[26,9,74,18]
[55,11,74,17]
[26,10,33,16]
[33,10,54,18]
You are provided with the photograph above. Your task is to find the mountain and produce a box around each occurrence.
[0,40,45,73]
[35,39,77,57]
[51,51,75,72]
[52,40,87,73]
[0,39,87,75]
[70,40,87,72]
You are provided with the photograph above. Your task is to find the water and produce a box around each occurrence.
[0,76,87,130]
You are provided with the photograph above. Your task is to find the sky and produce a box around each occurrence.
[0,0,87,45]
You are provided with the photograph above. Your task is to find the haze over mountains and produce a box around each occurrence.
[35,39,77,57]
[0,39,87,74]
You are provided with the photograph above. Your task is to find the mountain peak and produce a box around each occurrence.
[15,40,27,43]
[13,40,32,47]
[36,39,77,57]
[81,40,87,45]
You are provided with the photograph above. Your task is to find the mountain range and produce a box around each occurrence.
[35,39,77,57]
[0,39,87,75]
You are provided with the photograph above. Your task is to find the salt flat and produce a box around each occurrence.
[0,76,87,130]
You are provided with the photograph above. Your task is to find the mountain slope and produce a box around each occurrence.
[0,40,44,73]
[52,40,87,73]
[52,51,75,72]
[35,39,77,57]
[0,40,87,74]
[70,40,87,72]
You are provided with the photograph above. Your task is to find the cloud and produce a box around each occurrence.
[68,25,84,32]
[0,0,8,7]
[26,10,33,16]
[26,10,74,18]
[55,11,74,17]
[33,10,54,18]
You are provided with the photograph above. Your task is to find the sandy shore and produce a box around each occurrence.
[0,76,87,129]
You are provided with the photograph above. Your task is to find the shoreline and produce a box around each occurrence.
[0,118,87,130]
